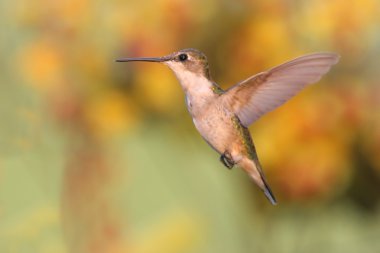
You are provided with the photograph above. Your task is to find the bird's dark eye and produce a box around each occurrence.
[178,53,188,61]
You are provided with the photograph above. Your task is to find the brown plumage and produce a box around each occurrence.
[116,49,340,205]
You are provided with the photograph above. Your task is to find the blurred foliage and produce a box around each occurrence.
[1,0,380,252]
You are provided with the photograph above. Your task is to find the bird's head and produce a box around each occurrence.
[116,48,211,81]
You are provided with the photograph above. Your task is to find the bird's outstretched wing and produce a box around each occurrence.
[222,53,340,127]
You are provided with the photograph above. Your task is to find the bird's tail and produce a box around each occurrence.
[239,157,277,205]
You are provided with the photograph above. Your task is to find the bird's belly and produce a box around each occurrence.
[192,112,234,154]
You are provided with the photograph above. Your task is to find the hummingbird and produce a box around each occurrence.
[116,48,339,205]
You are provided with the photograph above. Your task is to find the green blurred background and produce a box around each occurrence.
[1,0,380,252]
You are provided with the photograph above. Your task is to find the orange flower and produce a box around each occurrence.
[18,38,64,91]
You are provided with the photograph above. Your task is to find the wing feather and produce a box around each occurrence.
[222,53,340,127]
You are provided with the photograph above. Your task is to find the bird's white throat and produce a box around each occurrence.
[165,62,215,115]
[166,62,213,95]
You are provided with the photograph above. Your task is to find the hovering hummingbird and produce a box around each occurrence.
[116,48,339,205]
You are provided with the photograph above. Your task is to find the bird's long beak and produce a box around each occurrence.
[115,55,171,63]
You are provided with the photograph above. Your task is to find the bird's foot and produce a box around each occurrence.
[220,151,235,169]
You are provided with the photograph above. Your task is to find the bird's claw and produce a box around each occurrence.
[220,151,235,169]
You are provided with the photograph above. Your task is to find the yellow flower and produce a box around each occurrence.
[85,92,139,139]
[134,65,182,115]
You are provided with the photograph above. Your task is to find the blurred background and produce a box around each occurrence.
[1,0,380,252]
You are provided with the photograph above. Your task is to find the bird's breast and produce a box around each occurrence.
[191,103,236,154]
[185,89,215,117]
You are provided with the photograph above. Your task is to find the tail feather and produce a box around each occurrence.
[262,177,277,205]
[239,157,277,205]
